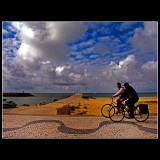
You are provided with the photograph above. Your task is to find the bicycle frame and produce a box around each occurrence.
[110,97,117,106]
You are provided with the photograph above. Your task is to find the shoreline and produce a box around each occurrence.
[3,93,158,116]
[3,92,157,106]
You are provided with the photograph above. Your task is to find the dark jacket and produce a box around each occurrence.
[125,85,139,101]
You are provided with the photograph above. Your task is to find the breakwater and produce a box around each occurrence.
[3,93,34,97]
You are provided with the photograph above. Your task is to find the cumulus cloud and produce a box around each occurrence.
[141,61,157,81]
[3,49,158,93]
[97,54,157,91]
[11,22,87,66]
[3,22,158,93]
[128,21,157,53]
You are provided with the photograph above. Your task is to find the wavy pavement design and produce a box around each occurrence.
[3,119,157,135]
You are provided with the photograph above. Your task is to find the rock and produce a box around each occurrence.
[75,106,80,109]
[81,94,93,100]
[53,99,58,102]
[57,106,71,115]
[81,94,94,99]
[21,104,30,106]
[39,102,46,105]
[56,105,76,115]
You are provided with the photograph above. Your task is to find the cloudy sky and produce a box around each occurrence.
[2,21,158,93]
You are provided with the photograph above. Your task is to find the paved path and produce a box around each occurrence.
[2,115,158,139]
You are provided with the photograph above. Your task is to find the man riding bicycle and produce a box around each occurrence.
[111,82,128,114]
[123,82,139,118]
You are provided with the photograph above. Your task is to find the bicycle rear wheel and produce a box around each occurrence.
[109,107,124,122]
[134,106,149,122]
[101,104,112,118]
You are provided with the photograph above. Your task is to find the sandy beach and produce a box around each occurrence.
[3,93,158,116]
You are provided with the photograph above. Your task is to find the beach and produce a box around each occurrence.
[3,93,158,116]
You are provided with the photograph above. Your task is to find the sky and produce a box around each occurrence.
[2,21,158,93]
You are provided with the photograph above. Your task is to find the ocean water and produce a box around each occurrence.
[2,92,157,106]
[2,93,71,106]
[86,92,158,98]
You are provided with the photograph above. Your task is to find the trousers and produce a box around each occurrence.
[117,95,127,109]
[125,98,138,116]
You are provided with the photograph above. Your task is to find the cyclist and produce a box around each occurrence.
[123,82,139,118]
[111,82,128,113]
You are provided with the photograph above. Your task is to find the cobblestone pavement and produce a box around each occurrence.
[2,115,158,139]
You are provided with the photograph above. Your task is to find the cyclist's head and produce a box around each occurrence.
[117,82,121,89]
[124,82,129,89]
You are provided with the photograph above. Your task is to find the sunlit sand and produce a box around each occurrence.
[3,93,157,116]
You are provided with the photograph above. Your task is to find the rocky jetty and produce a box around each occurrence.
[3,93,34,97]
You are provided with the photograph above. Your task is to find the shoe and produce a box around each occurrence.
[128,115,134,119]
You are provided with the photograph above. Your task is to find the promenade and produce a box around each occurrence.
[2,115,158,138]
[2,93,158,139]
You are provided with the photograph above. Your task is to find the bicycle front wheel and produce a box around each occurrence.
[109,107,124,122]
[101,104,112,118]
[134,106,149,122]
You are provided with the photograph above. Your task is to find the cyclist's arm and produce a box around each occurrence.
[112,88,124,97]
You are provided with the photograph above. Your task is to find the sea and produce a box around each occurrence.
[2,92,157,106]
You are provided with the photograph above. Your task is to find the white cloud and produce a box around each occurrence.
[2,28,9,34]
[101,54,143,84]
[141,61,157,81]
[41,60,50,64]
[94,43,108,55]
[89,54,99,59]
[77,39,95,48]
[118,54,135,68]
[3,48,158,92]
[3,22,158,93]
[11,21,88,67]
[128,21,157,53]
[12,22,35,39]
[98,36,110,42]
[141,61,157,71]
[119,22,137,31]
[144,21,157,36]
[69,73,81,79]
[55,66,65,76]
[18,43,38,61]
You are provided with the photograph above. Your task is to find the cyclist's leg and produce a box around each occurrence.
[117,99,121,108]
[120,95,127,109]
[126,99,134,118]
[116,98,122,114]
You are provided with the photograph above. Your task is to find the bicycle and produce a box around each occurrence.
[109,98,149,122]
[101,97,117,118]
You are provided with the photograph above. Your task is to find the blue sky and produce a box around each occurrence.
[2,21,158,93]
[67,22,154,65]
